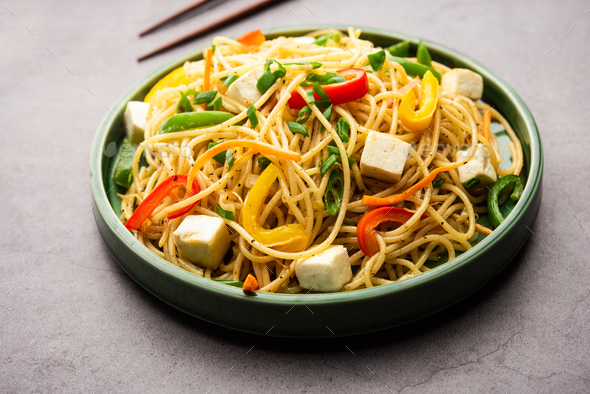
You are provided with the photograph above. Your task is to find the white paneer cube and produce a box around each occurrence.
[360,131,411,183]
[296,246,352,292]
[457,143,497,186]
[124,101,150,144]
[172,215,230,270]
[441,68,484,100]
[292,36,315,45]
[225,67,265,107]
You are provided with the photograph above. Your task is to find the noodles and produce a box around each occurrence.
[119,28,524,293]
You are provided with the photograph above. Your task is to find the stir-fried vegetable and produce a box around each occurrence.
[203,47,213,94]
[368,50,386,72]
[399,70,439,131]
[236,29,266,46]
[215,204,234,221]
[336,117,350,143]
[487,175,524,229]
[247,104,259,128]
[287,121,309,137]
[416,41,432,67]
[388,55,442,83]
[386,40,410,57]
[256,59,286,94]
[158,111,234,134]
[362,161,467,207]
[324,169,344,216]
[144,66,188,103]
[221,74,239,86]
[124,175,201,230]
[313,33,341,46]
[242,274,259,291]
[288,68,369,109]
[113,139,135,188]
[300,72,346,87]
[242,164,308,252]
[212,279,243,287]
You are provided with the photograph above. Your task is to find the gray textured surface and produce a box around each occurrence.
[1,0,589,392]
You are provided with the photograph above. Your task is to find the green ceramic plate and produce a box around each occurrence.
[90,25,543,337]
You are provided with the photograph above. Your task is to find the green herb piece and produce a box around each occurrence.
[432,179,445,188]
[324,169,344,216]
[211,45,216,54]
[258,156,271,169]
[368,50,386,72]
[225,149,234,170]
[343,218,356,226]
[247,104,259,128]
[159,111,234,134]
[221,74,239,87]
[313,82,329,100]
[206,96,223,111]
[284,62,322,69]
[320,154,337,176]
[416,41,432,67]
[112,139,135,188]
[386,40,411,57]
[256,59,286,94]
[313,33,341,46]
[193,90,217,105]
[177,90,193,113]
[208,141,228,164]
[287,121,309,137]
[212,279,243,287]
[319,104,333,132]
[215,204,234,220]
[296,106,312,124]
[300,72,346,87]
[336,117,350,143]
[465,177,481,189]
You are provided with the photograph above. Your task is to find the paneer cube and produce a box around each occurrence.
[225,67,265,107]
[296,246,352,292]
[360,131,411,183]
[172,215,230,270]
[457,143,497,186]
[441,68,484,100]
[124,101,150,144]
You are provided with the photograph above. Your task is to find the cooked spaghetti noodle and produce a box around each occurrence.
[117,27,524,293]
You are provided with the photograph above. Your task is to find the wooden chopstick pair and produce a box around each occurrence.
[138,0,282,61]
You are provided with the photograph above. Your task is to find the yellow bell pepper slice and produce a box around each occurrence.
[243,164,308,252]
[144,66,188,103]
[399,70,439,132]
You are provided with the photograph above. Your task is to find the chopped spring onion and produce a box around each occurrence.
[193,90,217,105]
[206,96,223,111]
[287,121,309,137]
[221,74,239,87]
[386,40,410,57]
[324,169,344,216]
[465,177,481,189]
[247,104,259,128]
[256,59,286,94]
[300,72,346,87]
[215,204,234,221]
[319,104,332,132]
[432,178,445,188]
[336,117,350,143]
[257,156,271,169]
[313,33,341,46]
[208,141,229,164]
[296,106,312,124]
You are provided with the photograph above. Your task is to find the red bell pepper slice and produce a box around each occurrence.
[356,207,440,257]
[236,29,266,46]
[125,174,201,231]
[288,68,369,109]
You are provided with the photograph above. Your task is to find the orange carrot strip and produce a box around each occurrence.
[481,110,491,143]
[243,274,259,291]
[186,140,302,194]
[203,47,212,92]
[362,163,464,207]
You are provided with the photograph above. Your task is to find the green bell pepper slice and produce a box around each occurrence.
[113,138,135,188]
[487,174,524,229]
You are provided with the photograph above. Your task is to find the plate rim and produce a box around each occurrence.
[90,25,543,307]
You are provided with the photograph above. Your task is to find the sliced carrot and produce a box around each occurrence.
[203,47,212,92]
[362,163,464,207]
[236,29,266,46]
[243,274,259,291]
[481,110,491,143]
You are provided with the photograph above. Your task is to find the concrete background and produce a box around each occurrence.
[2,0,589,392]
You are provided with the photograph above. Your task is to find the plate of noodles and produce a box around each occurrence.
[90,26,542,337]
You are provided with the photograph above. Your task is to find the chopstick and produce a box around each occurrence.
[138,0,282,62]
[139,0,216,37]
